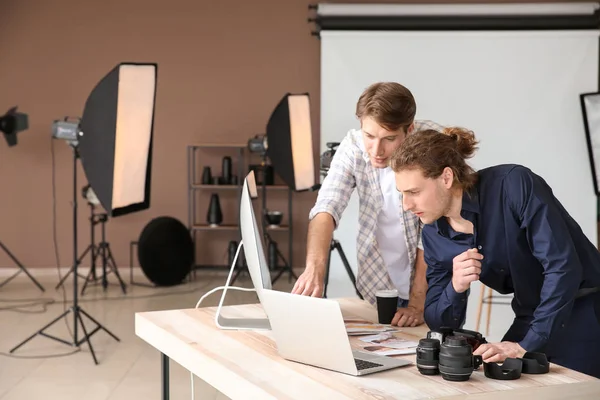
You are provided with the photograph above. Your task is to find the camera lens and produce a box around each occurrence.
[439,336,475,382]
[416,339,440,375]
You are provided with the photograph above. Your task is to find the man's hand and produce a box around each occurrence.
[452,248,484,293]
[391,306,424,327]
[291,267,324,297]
[473,341,527,364]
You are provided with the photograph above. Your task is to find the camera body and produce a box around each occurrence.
[417,327,486,381]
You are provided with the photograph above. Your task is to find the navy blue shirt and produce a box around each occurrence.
[422,164,600,352]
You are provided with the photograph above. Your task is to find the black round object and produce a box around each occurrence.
[416,338,441,376]
[439,336,475,382]
[137,216,194,286]
[519,352,550,374]
[484,358,523,380]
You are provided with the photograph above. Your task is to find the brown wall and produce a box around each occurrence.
[0,0,592,273]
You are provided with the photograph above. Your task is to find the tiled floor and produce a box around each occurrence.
[0,267,514,400]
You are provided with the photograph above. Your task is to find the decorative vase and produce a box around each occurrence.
[201,166,212,185]
[206,194,223,227]
[222,156,232,185]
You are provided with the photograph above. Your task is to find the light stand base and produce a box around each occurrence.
[0,241,45,292]
[323,239,363,300]
[9,305,120,365]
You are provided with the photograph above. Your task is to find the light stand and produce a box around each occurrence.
[10,145,120,364]
[0,241,45,292]
[80,206,127,295]
[258,153,296,284]
[0,107,44,292]
[323,239,362,299]
[319,142,362,299]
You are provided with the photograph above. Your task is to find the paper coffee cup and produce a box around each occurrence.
[376,289,399,324]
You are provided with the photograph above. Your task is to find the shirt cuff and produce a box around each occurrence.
[442,281,468,324]
[518,328,548,353]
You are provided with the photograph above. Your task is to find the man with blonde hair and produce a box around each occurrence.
[292,82,444,327]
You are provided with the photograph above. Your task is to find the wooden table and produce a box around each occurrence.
[135,297,600,399]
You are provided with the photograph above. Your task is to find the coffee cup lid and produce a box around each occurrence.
[375,289,399,298]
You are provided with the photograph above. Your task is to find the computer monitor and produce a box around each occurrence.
[213,170,272,331]
[239,170,272,299]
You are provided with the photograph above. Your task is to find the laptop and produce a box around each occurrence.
[260,287,413,376]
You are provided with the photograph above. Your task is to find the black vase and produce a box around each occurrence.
[207,194,223,226]
[222,156,232,185]
[201,166,212,185]
[268,241,278,270]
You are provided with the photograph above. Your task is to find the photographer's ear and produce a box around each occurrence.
[406,122,415,136]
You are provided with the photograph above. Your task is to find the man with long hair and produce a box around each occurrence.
[389,127,600,377]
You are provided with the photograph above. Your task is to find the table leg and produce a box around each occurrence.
[162,352,169,400]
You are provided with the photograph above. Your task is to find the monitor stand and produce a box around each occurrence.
[214,240,271,331]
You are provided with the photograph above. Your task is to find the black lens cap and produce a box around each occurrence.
[484,358,523,380]
[518,352,550,374]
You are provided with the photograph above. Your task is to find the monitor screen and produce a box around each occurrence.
[240,171,273,299]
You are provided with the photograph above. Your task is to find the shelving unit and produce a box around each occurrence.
[186,143,295,283]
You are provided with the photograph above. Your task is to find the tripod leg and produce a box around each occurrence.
[271,243,298,284]
[77,311,99,365]
[81,245,98,296]
[0,271,22,290]
[105,245,127,294]
[333,242,363,300]
[56,245,91,290]
[9,307,72,353]
[79,308,120,342]
[0,241,45,292]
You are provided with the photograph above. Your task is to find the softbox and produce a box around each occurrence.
[265,93,316,191]
[79,63,158,217]
[580,92,600,195]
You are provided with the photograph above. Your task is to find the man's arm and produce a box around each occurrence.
[408,248,427,310]
[292,213,335,296]
[292,133,357,296]
[421,228,472,330]
[422,257,469,330]
[506,166,582,353]
[392,248,427,327]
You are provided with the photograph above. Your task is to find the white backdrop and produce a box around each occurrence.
[320,30,599,299]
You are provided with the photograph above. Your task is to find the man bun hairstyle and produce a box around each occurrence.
[355,82,416,132]
[389,127,479,191]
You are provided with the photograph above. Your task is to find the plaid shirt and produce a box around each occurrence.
[309,120,445,305]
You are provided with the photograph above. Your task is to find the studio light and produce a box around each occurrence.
[12,62,158,365]
[0,106,29,147]
[265,93,316,192]
[51,62,157,217]
[0,105,45,293]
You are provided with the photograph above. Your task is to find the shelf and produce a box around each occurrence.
[191,225,239,231]
[191,184,240,190]
[191,224,289,231]
[188,143,246,149]
[187,140,295,283]
[190,184,289,190]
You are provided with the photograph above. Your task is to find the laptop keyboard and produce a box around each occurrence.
[354,358,384,370]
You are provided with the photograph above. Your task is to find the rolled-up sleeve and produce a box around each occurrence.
[308,133,357,228]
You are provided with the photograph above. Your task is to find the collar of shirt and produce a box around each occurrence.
[434,187,481,239]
